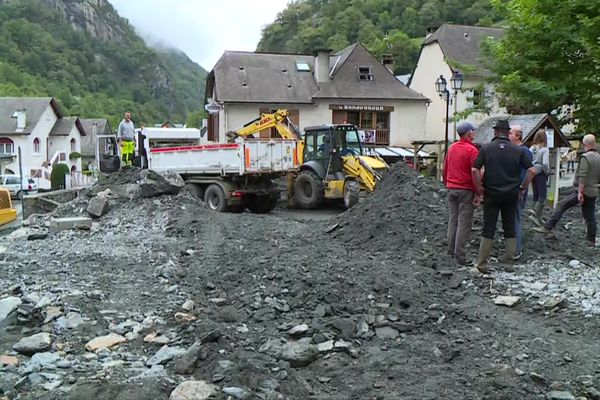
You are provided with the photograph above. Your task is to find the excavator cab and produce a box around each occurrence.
[302,125,362,171]
[293,124,385,209]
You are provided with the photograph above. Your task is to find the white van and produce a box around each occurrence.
[0,175,38,199]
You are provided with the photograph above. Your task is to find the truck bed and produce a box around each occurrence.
[147,139,299,176]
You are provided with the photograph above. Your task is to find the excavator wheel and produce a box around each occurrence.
[343,179,360,209]
[247,194,278,214]
[294,170,324,209]
[204,184,227,212]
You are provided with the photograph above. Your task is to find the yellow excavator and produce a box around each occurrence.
[227,109,388,209]
[0,188,17,226]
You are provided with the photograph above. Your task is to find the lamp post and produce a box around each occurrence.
[435,71,463,156]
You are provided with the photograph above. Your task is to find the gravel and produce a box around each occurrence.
[0,166,599,399]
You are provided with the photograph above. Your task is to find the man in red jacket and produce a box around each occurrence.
[443,122,479,265]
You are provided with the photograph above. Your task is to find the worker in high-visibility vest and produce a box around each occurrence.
[116,111,135,167]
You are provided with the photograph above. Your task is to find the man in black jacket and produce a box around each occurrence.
[472,120,537,273]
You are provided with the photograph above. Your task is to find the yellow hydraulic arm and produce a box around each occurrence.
[341,155,387,192]
[228,109,304,163]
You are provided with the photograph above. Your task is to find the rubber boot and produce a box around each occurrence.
[476,238,493,274]
[535,201,544,219]
[502,238,517,273]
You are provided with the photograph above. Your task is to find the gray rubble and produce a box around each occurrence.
[0,166,598,399]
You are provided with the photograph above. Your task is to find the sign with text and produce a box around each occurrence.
[329,104,394,112]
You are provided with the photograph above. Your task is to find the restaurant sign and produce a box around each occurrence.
[329,104,394,112]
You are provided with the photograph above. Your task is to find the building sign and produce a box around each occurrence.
[329,104,394,112]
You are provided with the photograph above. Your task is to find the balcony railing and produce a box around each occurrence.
[374,129,390,145]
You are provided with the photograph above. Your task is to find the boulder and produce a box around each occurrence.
[13,332,52,355]
[169,380,217,400]
[49,217,93,232]
[0,297,22,323]
[139,170,185,198]
[146,345,185,366]
[87,196,110,218]
[84,334,126,351]
[278,338,319,367]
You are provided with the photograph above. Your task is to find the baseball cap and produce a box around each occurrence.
[457,122,477,136]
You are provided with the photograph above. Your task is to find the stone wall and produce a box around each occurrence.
[22,189,84,219]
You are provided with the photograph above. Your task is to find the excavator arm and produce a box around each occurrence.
[230,110,302,140]
[341,154,388,192]
[227,109,304,164]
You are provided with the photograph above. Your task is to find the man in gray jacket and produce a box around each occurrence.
[117,111,135,166]
[535,134,600,246]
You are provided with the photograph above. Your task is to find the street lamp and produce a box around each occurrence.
[435,71,463,155]
[204,98,220,114]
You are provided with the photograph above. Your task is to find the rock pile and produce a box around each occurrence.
[0,165,599,400]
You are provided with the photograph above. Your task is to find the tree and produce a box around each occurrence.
[185,109,207,129]
[489,0,600,132]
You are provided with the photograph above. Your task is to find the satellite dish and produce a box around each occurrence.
[204,99,220,114]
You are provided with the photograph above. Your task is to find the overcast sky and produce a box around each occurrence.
[110,0,290,70]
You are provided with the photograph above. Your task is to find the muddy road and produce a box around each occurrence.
[1,165,599,400]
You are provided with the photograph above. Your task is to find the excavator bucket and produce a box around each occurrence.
[0,188,17,226]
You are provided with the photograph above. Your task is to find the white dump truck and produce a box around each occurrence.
[96,128,299,213]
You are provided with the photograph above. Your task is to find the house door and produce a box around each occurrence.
[208,113,219,142]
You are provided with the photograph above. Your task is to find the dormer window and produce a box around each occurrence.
[296,62,310,72]
[358,66,373,81]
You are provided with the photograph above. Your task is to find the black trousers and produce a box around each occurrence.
[482,192,519,239]
[545,191,597,241]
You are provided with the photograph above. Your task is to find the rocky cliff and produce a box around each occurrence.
[40,0,128,42]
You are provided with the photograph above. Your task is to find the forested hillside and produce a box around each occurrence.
[258,0,505,74]
[0,0,207,126]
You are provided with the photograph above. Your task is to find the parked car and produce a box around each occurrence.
[0,175,38,199]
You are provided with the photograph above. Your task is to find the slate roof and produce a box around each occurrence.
[473,114,570,147]
[0,97,62,135]
[49,117,84,136]
[211,51,318,104]
[80,118,112,157]
[209,43,427,104]
[424,24,504,76]
[313,44,427,101]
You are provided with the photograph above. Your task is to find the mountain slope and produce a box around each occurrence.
[0,0,207,126]
[257,0,505,75]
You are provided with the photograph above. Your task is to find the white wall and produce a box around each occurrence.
[409,44,453,142]
[410,43,506,143]
[219,100,428,147]
[3,105,57,177]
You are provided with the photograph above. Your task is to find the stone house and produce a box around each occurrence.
[409,24,505,142]
[0,97,85,188]
[205,43,429,148]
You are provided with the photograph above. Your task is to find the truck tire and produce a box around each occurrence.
[343,180,360,209]
[204,184,227,212]
[294,170,324,209]
[247,194,278,214]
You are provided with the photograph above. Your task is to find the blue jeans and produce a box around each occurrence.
[515,189,528,254]
[532,172,548,204]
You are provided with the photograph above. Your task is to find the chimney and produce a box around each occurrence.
[425,26,438,39]
[381,54,394,74]
[11,109,26,132]
[314,49,331,84]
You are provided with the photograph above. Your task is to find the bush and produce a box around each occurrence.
[50,163,70,190]
[69,151,81,160]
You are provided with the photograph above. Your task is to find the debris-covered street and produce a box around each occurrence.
[1,164,599,400]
